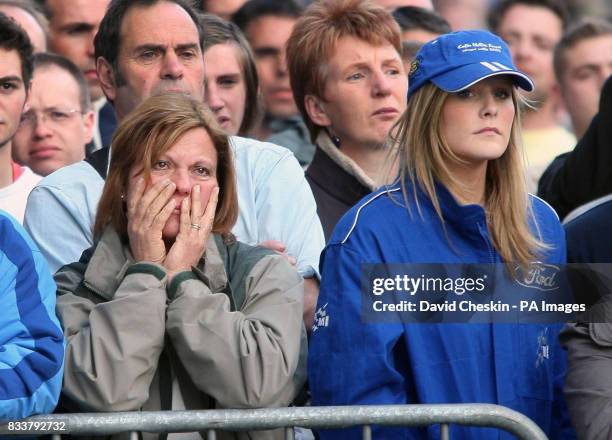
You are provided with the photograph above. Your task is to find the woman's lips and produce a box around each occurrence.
[474,127,501,135]
[372,107,399,120]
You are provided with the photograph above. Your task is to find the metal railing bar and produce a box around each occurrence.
[362,424,372,440]
[441,423,450,440]
[284,426,294,440]
[0,404,547,440]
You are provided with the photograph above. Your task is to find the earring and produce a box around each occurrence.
[328,130,341,148]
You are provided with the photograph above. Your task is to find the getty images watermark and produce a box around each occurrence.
[360,263,612,324]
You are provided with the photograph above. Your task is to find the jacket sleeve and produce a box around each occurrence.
[537,75,612,220]
[308,243,406,440]
[165,254,304,409]
[55,262,167,412]
[236,142,325,278]
[24,179,100,273]
[560,322,612,440]
[0,215,64,420]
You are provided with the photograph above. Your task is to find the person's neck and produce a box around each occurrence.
[338,140,391,184]
[445,161,487,207]
[522,98,558,131]
[253,123,272,140]
[253,113,290,140]
[0,142,14,189]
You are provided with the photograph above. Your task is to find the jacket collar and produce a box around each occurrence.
[315,131,377,191]
[84,226,229,300]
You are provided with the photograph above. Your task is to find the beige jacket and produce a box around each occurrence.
[54,227,306,439]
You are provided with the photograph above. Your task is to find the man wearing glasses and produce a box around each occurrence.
[12,52,94,177]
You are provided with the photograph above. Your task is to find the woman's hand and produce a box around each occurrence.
[127,177,176,264]
[164,185,219,282]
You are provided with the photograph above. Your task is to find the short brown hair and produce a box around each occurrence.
[553,18,612,82]
[286,0,402,142]
[33,52,91,111]
[94,93,238,241]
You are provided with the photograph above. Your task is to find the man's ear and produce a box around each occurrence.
[81,110,96,146]
[22,82,32,111]
[96,57,117,102]
[304,94,331,127]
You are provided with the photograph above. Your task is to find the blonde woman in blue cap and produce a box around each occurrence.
[308,30,575,439]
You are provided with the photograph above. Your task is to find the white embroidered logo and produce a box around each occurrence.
[312,303,330,333]
[536,327,550,367]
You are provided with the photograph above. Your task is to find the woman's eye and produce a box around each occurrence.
[219,79,237,88]
[495,89,511,100]
[456,90,473,99]
[194,167,210,176]
[153,160,169,170]
[348,72,364,81]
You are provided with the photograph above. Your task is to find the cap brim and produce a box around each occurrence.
[432,63,534,93]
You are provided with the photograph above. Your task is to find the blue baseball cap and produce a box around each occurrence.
[408,29,534,99]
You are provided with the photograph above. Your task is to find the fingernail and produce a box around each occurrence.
[195,185,200,193]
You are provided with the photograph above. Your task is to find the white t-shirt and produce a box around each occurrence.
[0,167,41,224]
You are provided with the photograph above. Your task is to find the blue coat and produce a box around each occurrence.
[0,210,64,420]
[309,182,575,439]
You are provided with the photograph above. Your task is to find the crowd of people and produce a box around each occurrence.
[1,0,612,438]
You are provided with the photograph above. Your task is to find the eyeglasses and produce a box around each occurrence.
[19,107,82,128]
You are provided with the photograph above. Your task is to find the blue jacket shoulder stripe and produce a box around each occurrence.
[0,216,63,399]
[529,193,560,222]
[341,187,402,244]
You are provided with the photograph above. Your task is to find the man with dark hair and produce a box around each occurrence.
[553,18,612,139]
[41,0,115,152]
[0,0,47,53]
[232,0,314,165]
[393,5,450,71]
[12,53,94,176]
[489,0,575,192]
[0,11,42,222]
[393,6,450,43]
[25,0,323,326]
[0,11,64,419]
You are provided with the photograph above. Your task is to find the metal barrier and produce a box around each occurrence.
[0,404,548,440]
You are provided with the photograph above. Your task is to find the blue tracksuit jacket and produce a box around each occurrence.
[0,210,64,421]
[309,182,575,439]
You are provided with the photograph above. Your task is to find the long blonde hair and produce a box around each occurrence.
[389,82,548,267]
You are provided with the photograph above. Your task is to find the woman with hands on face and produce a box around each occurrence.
[54,93,306,440]
[125,130,220,283]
